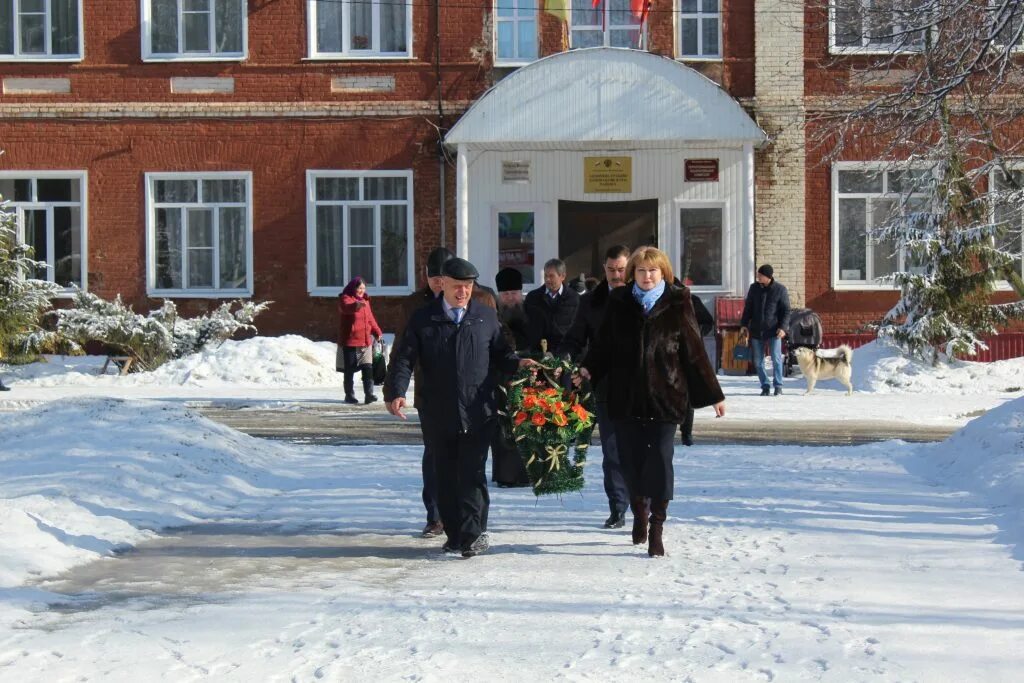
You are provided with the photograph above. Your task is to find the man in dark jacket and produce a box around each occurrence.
[385,257,531,558]
[561,244,631,529]
[739,264,792,396]
[524,258,581,354]
[392,247,498,538]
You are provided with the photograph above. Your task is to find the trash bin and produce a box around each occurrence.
[715,296,749,376]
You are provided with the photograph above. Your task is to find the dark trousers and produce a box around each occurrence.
[419,425,441,524]
[596,402,629,513]
[490,428,530,486]
[342,347,374,399]
[614,418,677,501]
[426,425,494,550]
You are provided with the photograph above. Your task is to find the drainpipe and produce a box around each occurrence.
[435,0,446,247]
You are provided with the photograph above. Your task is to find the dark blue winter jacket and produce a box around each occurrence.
[740,280,792,340]
[384,297,520,437]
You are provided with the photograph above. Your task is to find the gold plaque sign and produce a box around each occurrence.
[584,156,632,193]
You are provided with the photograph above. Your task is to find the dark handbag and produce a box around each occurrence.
[732,342,751,362]
[372,339,387,385]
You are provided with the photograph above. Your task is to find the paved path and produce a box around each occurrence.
[197,403,956,446]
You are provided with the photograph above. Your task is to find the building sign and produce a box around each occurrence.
[685,158,719,182]
[502,160,531,184]
[584,156,632,193]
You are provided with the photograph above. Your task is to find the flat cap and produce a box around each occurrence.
[442,257,480,281]
[426,247,455,277]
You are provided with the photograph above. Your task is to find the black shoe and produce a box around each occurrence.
[422,521,444,538]
[774,386,783,396]
[0,382,9,392]
[344,395,360,404]
[760,387,770,396]
[603,510,626,529]
[364,394,378,404]
[441,540,460,554]
[681,433,694,447]
[461,534,490,558]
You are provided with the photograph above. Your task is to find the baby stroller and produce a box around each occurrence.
[783,308,823,377]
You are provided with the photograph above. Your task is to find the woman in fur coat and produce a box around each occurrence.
[580,247,725,556]
[338,277,384,404]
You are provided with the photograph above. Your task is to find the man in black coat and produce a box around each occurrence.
[561,244,632,529]
[524,258,581,355]
[384,257,531,558]
[491,267,532,488]
[739,264,792,396]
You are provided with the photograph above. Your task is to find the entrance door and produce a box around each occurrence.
[557,199,657,282]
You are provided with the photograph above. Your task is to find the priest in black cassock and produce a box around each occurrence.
[491,267,532,488]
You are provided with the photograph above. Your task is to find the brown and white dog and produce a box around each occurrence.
[793,345,854,395]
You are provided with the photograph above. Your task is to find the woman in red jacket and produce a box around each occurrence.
[338,277,383,404]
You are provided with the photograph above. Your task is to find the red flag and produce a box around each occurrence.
[630,0,650,21]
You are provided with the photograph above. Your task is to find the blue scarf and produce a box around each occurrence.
[632,280,666,315]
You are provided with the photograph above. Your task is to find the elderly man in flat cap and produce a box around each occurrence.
[385,257,535,558]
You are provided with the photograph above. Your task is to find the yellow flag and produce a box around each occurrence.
[545,0,569,22]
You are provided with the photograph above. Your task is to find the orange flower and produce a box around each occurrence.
[554,401,565,411]
[514,411,528,426]
[543,388,558,397]
[551,411,568,427]
[531,412,547,426]
[523,395,538,409]
[571,403,590,421]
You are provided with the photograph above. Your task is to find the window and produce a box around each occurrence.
[680,206,723,286]
[307,171,413,294]
[993,0,1024,49]
[0,0,81,60]
[496,0,537,64]
[147,173,252,296]
[0,173,86,292]
[830,0,925,53]
[833,165,932,287]
[143,0,245,60]
[497,209,536,286]
[991,169,1024,281]
[570,0,643,49]
[308,0,410,58]
[679,0,720,58]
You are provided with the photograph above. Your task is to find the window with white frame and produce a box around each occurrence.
[147,173,252,296]
[570,0,643,49]
[0,173,85,290]
[0,0,81,59]
[679,0,720,58]
[680,206,723,286]
[495,0,537,63]
[830,0,925,52]
[307,171,413,293]
[496,208,536,286]
[143,0,245,60]
[833,165,932,286]
[992,0,1024,49]
[309,0,410,58]
[991,169,1024,280]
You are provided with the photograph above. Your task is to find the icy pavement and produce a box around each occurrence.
[4,441,1024,681]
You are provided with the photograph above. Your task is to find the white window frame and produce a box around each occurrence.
[675,200,730,293]
[678,0,722,61]
[141,0,248,62]
[991,0,1024,51]
[828,0,925,55]
[145,171,253,298]
[831,162,933,290]
[306,0,413,60]
[0,170,88,296]
[988,165,1024,291]
[492,203,543,287]
[569,0,645,50]
[494,0,538,66]
[306,170,415,297]
[0,0,83,61]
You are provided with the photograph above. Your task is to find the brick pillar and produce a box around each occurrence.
[754,0,806,306]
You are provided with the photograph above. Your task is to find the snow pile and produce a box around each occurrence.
[850,340,1024,394]
[0,397,300,585]
[909,395,1024,548]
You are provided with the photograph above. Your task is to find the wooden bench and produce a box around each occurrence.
[101,355,135,376]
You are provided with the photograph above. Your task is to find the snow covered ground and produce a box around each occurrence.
[1,337,1023,680]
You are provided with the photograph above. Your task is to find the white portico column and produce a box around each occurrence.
[456,144,470,259]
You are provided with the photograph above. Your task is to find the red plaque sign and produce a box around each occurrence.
[685,158,719,182]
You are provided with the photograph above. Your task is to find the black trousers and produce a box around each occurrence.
[425,424,494,550]
[596,402,629,513]
[613,418,678,501]
[490,427,530,486]
[342,347,374,399]
[419,425,441,524]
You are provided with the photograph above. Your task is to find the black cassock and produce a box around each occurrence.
[492,305,532,487]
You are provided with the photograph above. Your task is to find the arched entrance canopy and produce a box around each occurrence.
[445,47,767,151]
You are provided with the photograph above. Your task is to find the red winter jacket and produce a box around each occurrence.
[338,294,383,348]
